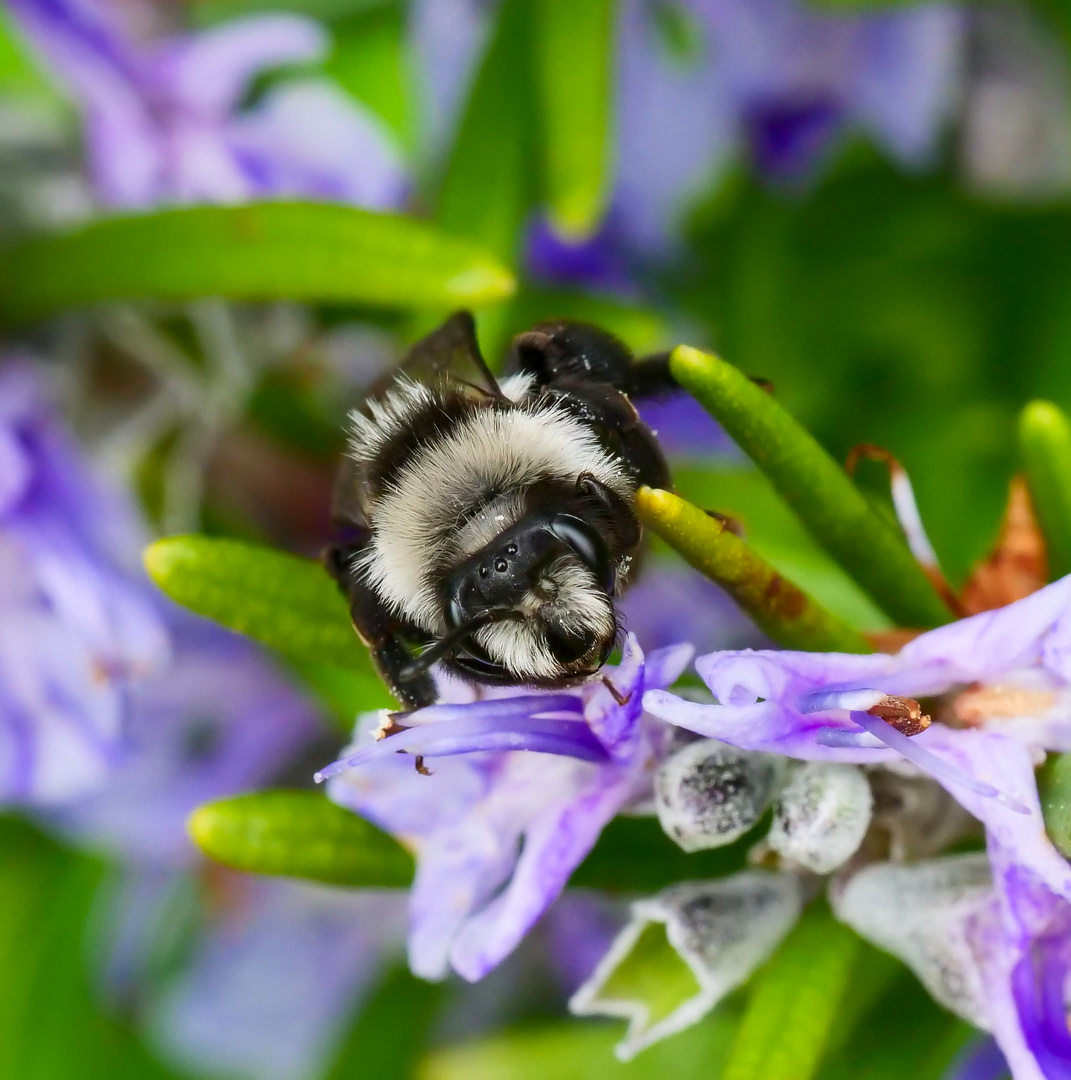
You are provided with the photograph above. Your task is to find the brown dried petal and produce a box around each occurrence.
[960,476,1048,615]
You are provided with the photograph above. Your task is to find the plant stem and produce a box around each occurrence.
[1019,400,1071,580]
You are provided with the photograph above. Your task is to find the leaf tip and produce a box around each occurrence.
[142,535,190,588]
[634,486,680,528]
[1021,399,1071,441]
[187,799,223,858]
[446,261,517,304]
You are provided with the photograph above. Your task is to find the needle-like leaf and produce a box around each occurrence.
[0,203,515,327]
[188,790,415,887]
[144,535,371,674]
[669,345,952,628]
[636,487,873,653]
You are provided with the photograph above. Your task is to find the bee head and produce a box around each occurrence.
[440,511,618,684]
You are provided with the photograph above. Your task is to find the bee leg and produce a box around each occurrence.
[511,322,680,398]
[576,473,641,549]
[624,351,677,398]
[322,541,439,712]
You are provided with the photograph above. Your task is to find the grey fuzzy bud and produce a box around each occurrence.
[768,762,872,874]
[655,739,783,852]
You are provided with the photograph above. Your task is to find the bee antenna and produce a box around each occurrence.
[398,609,516,682]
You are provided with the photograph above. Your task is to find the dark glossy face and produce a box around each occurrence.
[441,510,618,683]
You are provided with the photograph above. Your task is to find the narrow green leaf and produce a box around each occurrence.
[0,203,515,327]
[534,0,614,240]
[325,5,412,150]
[669,345,951,628]
[289,658,394,731]
[188,790,414,887]
[436,0,535,265]
[636,487,873,653]
[434,0,537,356]
[816,967,976,1080]
[1039,752,1071,858]
[720,905,861,1080]
[144,534,372,673]
[1019,400,1071,580]
[673,466,889,631]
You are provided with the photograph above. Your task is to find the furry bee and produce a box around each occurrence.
[325,312,675,712]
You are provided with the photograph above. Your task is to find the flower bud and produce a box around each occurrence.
[768,762,872,874]
[655,739,783,852]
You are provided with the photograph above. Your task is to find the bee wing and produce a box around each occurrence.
[366,311,505,402]
[330,452,371,533]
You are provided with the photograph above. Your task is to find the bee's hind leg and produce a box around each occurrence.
[322,540,439,714]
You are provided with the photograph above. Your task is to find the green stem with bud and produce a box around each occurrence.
[1019,400,1071,581]
[636,487,873,654]
[668,345,952,629]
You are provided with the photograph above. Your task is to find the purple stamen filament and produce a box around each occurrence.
[315,712,609,783]
[848,711,1030,815]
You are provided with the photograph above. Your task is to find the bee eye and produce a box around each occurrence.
[494,557,509,573]
[505,543,518,555]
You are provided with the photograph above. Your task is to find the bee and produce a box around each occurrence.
[325,312,675,713]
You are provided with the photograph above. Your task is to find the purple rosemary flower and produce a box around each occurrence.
[53,616,324,865]
[645,574,1071,1078]
[0,360,168,803]
[615,0,963,249]
[324,634,692,981]
[8,0,406,208]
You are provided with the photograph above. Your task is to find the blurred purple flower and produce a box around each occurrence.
[544,892,628,995]
[634,391,740,462]
[646,575,1071,1078]
[53,617,325,865]
[619,559,766,655]
[525,215,640,297]
[615,0,963,250]
[326,634,692,981]
[149,877,407,1080]
[0,360,168,803]
[53,606,392,1080]
[408,0,491,168]
[8,0,406,208]
[407,0,961,255]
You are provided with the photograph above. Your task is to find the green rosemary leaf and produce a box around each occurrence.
[188,790,414,887]
[636,487,874,653]
[669,345,952,628]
